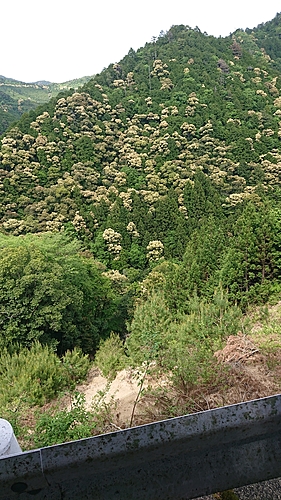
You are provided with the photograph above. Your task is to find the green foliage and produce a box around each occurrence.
[33,392,96,447]
[2,17,281,439]
[0,342,90,407]
[33,389,117,448]
[62,347,91,385]
[183,171,224,226]
[0,75,94,135]
[182,290,243,342]
[94,332,127,379]
[126,292,173,366]
[0,343,63,407]
[247,13,281,72]
[220,202,277,306]
[2,17,281,285]
[165,217,226,310]
[163,291,242,391]
[165,323,216,391]
[126,289,242,392]
[0,233,120,353]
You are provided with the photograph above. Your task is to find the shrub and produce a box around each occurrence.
[125,292,173,366]
[0,342,91,408]
[33,390,118,448]
[34,392,96,447]
[94,333,127,379]
[0,342,64,407]
[125,289,243,394]
[164,320,217,392]
[62,347,91,386]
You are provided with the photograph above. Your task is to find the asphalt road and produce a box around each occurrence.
[194,477,281,500]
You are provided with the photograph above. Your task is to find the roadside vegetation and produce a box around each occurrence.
[1,14,281,451]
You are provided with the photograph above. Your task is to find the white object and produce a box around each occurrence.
[0,419,22,457]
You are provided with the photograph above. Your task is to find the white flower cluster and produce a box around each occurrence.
[103,228,122,258]
[151,60,169,78]
[256,90,267,97]
[72,211,87,231]
[126,221,139,237]
[160,78,174,91]
[146,240,164,262]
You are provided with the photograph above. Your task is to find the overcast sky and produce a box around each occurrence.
[1,1,281,83]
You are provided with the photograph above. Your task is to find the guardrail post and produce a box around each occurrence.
[0,419,22,458]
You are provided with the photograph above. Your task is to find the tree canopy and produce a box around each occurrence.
[0,233,123,353]
[1,15,281,355]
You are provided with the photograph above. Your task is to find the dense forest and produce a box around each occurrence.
[1,13,281,448]
[0,74,93,134]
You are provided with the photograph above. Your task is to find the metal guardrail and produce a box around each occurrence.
[1,394,281,499]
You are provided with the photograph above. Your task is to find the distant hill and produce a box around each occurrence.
[32,80,52,86]
[0,74,94,134]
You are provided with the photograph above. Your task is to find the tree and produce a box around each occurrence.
[126,292,172,366]
[220,202,276,305]
[183,170,224,231]
[0,233,120,353]
[165,217,226,312]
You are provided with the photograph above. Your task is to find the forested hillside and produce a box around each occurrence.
[2,18,281,303]
[0,75,94,134]
[1,13,281,449]
[246,12,281,73]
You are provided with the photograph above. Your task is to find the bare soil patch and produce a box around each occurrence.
[75,308,281,428]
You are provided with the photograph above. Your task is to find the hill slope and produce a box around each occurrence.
[0,74,94,134]
[1,17,281,307]
[2,17,281,464]
[245,12,281,72]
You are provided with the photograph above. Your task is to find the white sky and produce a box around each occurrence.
[1,1,281,83]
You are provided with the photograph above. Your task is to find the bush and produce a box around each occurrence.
[125,292,173,366]
[94,333,127,379]
[33,389,118,448]
[163,292,242,392]
[62,347,91,386]
[164,320,217,392]
[0,342,64,407]
[125,289,243,394]
[0,342,91,408]
[34,392,96,447]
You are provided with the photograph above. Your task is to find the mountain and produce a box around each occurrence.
[245,12,281,72]
[0,74,94,134]
[32,80,52,85]
[3,15,281,454]
[1,15,281,307]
